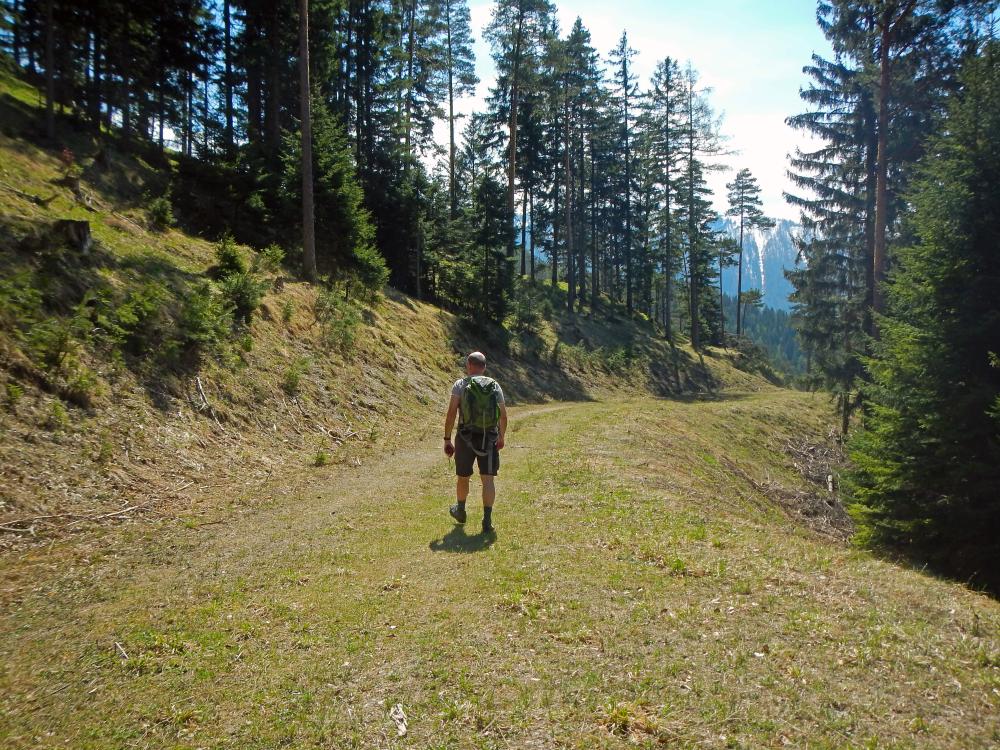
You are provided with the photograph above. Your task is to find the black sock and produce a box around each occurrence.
[483,506,493,524]
[457,500,466,508]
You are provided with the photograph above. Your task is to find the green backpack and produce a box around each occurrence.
[459,375,501,434]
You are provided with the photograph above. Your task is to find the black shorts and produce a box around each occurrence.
[455,430,500,477]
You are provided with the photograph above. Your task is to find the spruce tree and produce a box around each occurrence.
[847,42,1000,591]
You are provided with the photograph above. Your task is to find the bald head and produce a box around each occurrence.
[466,351,487,374]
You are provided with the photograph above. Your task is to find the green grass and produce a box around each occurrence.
[2,391,997,748]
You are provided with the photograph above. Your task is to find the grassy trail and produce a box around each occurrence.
[2,391,998,749]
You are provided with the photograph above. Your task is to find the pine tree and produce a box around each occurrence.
[848,42,1000,591]
[725,168,774,338]
[441,0,478,218]
[677,63,722,349]
[484,0,553,263]
[607,31,638,314]
[644,57,685,340]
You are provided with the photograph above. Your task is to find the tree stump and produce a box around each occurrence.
[54,219,92,254]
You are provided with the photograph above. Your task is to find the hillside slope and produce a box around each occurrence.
[0,64,771,542]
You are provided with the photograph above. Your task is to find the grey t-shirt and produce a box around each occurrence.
[451,377,505,405]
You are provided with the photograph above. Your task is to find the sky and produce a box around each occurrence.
[440,0,834,222]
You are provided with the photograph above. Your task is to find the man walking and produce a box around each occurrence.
[444,351,507,535]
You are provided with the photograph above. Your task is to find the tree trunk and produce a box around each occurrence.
[266,8,282,150]
[89,22,102,131]
[590,128,599,307]
[224,0,234,150]
[12,0,21,67]
[300,0,317,281]
[872,17,892,333]
[687,85,699,350]
[576,115,586,310]
[245,8,262,145]
[44,0,54,139]
[520,185,528,276]
[551,165,559,287]
[122,74,132,145]
[719,246,725,343]
[158,80,165,148]
[736,213,744,337]
[565,86,575,312]
[404,0,416,162]
[203,62,210,153]
[506,12,526,262]
[529,190,535,281]
[185,70,193,156]
[622,53,633,315]
[446,0,457,218]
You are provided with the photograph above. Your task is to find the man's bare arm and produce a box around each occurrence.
[497,403,508,449]
[444,394,460,438]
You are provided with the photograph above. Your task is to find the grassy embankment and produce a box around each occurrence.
[1,61,764,538]
[2,391,998,748]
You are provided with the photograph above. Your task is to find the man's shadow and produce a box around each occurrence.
[429,524,496,553]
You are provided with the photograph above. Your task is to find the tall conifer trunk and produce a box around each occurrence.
[565,83,575,312]
[506,10,525,263]
[224,0,234,150]
[44,0,54,139]
[446,0,457,218]
[299,0,317,281]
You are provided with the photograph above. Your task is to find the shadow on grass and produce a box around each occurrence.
[428,524,497,553]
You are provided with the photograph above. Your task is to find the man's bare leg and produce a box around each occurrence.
[456,476,470,503]
[481,474,496,533]
[450,476,471,524]
[481,475,495,507]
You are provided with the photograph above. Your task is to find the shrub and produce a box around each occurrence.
[214,235,248,277]
[346,242,389,298]
[63,363,100,407]
[282,357,310,395]
[46,400,69,430]
[512,283,543,333]
[178,281,232,352]
[281,299,295,324]
[0,270,43,330]
[95,283,169,355]
[97,431,114,465]
[603,346,635,373]
[220,271,267,325]
[25,316,87,372]
[314,287,361,353]
[313,449,330,467]
[5,382,24,410]
[255,243,286,274]
[147,195,174,230]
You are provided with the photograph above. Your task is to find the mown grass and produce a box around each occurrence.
[1,391,997,749]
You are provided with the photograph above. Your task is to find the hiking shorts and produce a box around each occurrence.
[454,430,500,477]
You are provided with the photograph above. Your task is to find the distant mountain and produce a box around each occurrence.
[715,218,802,311]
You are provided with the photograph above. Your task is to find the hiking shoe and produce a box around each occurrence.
[449,503,467,524]
[481,520,496,536]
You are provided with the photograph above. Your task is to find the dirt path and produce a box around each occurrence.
[2,391,998,749]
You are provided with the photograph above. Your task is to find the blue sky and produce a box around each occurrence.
[445,0,834,221]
